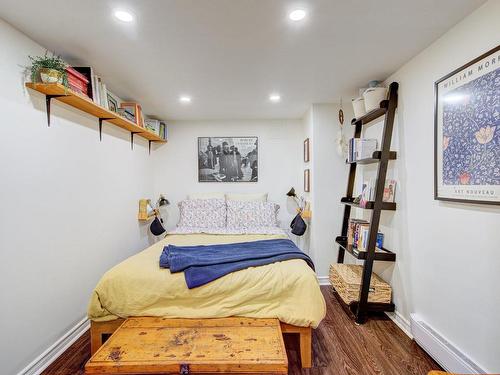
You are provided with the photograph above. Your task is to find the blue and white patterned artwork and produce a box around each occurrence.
[436,46,500,204]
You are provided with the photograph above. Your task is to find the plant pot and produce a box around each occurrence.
[39,68,63,84]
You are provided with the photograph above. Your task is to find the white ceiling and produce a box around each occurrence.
[0,0,485,120]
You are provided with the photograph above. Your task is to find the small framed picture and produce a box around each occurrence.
[119,102,143,127]
[304,169,310,192]
[304,138,310,162]
[107,94,118,113]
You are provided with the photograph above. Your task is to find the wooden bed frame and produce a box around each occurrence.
[90,319,312,368]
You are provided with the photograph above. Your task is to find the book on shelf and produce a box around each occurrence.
[359,178,397,206]
[72,67,96,100]
[159,121,167,140]
[347,138,378,162]
[144,119,168,140]
[346,218,385,251]
[383,179,397,202]
[66,67,89,97]
[144,119,160,135]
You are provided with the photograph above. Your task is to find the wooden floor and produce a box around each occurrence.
[42,286,441,375]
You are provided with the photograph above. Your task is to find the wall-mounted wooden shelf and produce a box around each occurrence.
[297,208,312,219]
[25,83,167,147]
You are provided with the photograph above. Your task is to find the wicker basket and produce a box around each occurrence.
[329,264,391,304]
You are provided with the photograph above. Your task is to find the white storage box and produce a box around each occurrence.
[363,87,388,112]
[352,97,366,118]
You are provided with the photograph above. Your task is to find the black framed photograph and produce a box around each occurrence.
[304,138,310,162]
[434,45,499,205]
[304,169,310,192]
[198,137,258,182]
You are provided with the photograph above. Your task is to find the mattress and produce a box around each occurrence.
[87,233,326,328]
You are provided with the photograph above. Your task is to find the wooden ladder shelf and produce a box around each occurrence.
[334,82,399,324]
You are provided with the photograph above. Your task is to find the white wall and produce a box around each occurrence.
[152,120,303,230]
[0,19,155,374]
[302,104,352,276]
[350,1,499,371]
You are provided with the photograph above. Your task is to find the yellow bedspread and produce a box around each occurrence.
[88,233,326,328]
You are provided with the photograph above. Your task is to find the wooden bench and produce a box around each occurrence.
[85,317,290,374]
[90,318,312,368]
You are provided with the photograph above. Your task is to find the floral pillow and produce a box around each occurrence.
[178,199,226,228]
[227,200,279,229]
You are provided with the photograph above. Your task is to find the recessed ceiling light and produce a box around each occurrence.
[269,94,281,102]
[114,10,134,22]
[179,95,192,103]
[289,9,306,21]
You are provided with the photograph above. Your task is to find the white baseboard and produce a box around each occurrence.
[17,317,90,375]
[386,310,412,339]
[410,313,486,374]
[317,275,329,285]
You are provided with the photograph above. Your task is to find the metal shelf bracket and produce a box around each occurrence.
[45,95,66,127]
[98,118,114,141]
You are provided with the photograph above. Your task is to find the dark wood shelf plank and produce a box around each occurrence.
[340,197,396,210]
[26,83,167,143]
[335,236,396,262]
[347,150,397,165]
[331,287,395,316]
[351,100,388,126]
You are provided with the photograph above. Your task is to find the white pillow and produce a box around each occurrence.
[178,199,226,228]
[227,200,279,229]
[188,192,225,200]
[225,193,268,202]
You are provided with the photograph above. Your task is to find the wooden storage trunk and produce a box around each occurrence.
[329,264,391,304]
[85,317,288,374]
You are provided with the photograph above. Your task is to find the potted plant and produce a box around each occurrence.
[29,52,68,87]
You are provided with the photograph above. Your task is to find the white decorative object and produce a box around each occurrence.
[363,87,388,112]
[352,97,366,118]
[335,130,348,158]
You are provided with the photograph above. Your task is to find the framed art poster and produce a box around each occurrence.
[198,137,258,182]
[434,45,499,205]
[304,138,310,162]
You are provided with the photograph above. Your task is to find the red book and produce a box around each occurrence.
[66,66,89,97]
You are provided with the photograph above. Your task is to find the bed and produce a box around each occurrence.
[87,198,326,367]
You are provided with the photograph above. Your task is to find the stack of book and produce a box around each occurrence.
[359,179,397,207]
[66,67,89,96]
[72,67,125,115]
[347,218,384,252]
[347,138,378,163]
[144,119,168,140]
[69,66,153,132]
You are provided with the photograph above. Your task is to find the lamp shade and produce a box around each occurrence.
[286,187,296,197]
[150,216,166,236]
[158,195,170,207]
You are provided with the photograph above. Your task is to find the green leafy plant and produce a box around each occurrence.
[28,51,69,87]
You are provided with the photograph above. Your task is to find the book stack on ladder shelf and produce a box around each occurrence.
[332,82,399,324]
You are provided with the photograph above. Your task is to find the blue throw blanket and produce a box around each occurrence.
[159,239,314,289]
